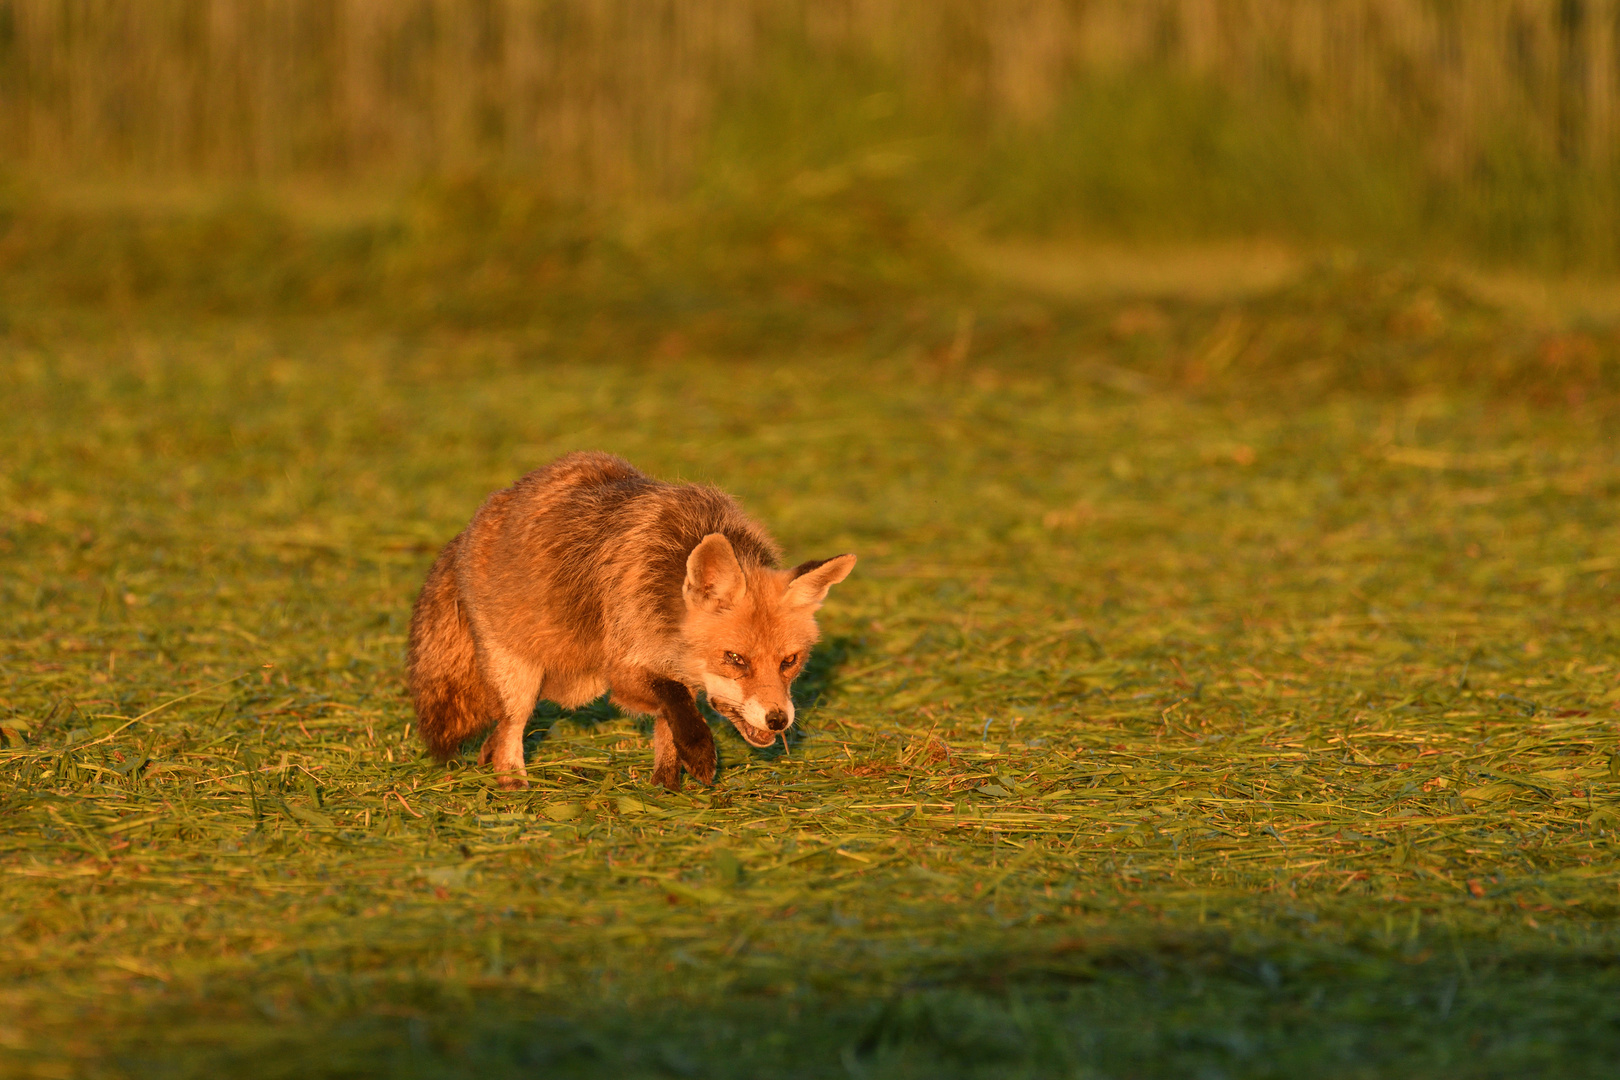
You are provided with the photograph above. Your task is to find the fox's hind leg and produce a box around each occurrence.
[476,644,544,790]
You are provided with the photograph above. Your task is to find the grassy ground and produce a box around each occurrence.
[3,198,1620,1078]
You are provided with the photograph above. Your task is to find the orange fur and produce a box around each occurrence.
[405,452,854,791]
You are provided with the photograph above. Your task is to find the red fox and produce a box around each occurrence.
[406,452,855,791]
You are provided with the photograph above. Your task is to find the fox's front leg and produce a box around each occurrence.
[650,678,716,791]
[650,715,680,792]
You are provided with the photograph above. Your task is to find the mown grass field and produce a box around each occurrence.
[3,194,1620,1077]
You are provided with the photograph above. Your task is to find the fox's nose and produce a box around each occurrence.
[765,709,790,731]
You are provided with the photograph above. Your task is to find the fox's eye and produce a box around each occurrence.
[780,654,798,672]
[724,651,749,670]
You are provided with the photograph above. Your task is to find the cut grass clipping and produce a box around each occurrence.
[3,270,1620,1076]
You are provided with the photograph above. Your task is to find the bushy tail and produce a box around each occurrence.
[406,534,492,761]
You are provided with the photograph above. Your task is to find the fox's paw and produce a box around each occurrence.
[652,760,684,792]
[496,771,530,791]
[677,736,717,787]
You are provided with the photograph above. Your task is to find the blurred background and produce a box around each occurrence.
[8,0,1620,245]
[4,0,1620,382]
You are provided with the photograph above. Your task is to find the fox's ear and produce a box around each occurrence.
[684,533,747,613]
[783,553,856,611]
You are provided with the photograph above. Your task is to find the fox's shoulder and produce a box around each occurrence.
[521,451,646,492]
[636,483,781,569]
[502,454,780,567]
[497,452,654,517]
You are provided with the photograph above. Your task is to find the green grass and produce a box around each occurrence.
[3,191,1620,1078]
[701,55,1620,271]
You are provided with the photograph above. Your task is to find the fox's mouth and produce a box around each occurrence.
[709,699,780,748]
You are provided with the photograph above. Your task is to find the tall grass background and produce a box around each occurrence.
[5,0,1620,267]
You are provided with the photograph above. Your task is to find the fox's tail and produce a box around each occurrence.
[406,534,492,761]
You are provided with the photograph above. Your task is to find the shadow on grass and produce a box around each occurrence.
[520,695,623,754]
[93,937,1620,1080]
[490,634,862,770]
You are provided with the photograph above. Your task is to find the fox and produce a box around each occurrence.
[406,451,855,792]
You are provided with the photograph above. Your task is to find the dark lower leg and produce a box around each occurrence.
[651,678,715,788]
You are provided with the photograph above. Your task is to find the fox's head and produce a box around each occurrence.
[680,533,856,749]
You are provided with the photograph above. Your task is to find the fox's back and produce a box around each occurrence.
[458,452,781,667]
